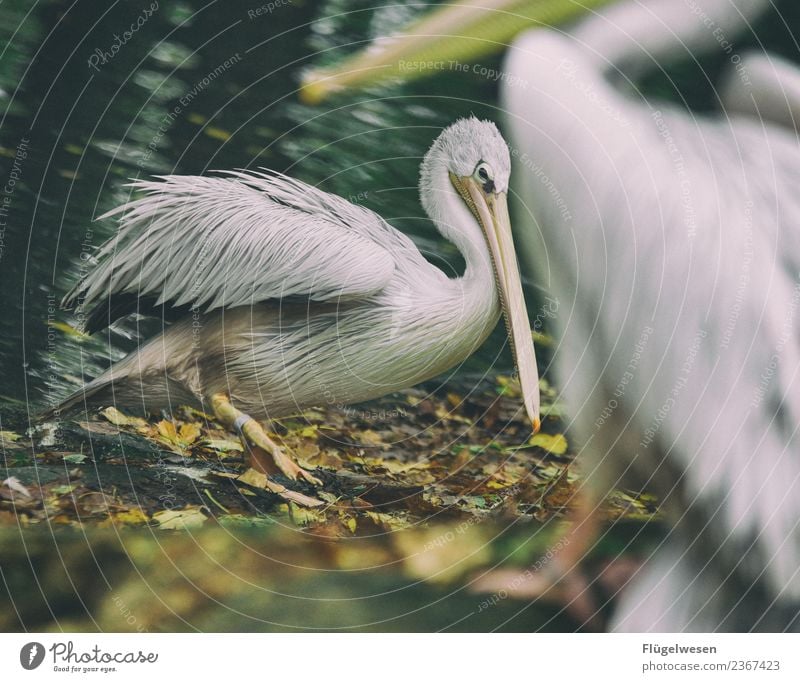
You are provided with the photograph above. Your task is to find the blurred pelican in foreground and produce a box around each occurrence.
[302,0,800,630]
[503,0,800,632]
[53,118,540,500]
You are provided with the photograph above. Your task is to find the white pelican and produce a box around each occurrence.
[299,0,800,630]
[501,0,800,632]
[54,118,540,493]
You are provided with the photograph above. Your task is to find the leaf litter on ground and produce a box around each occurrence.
[5,376,659,535]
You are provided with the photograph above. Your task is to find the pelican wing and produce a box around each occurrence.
[64,171,399,332]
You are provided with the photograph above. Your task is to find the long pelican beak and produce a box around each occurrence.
[299,0,615,104]
[451,174,541,433]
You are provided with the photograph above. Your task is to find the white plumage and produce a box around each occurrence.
[55,118,541,486]
[502,0,800,630]
[70,172,401,313]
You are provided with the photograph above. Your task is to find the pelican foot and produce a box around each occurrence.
[210,393,323,486]
[470,487,605,630]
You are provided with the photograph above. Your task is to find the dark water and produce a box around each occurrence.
[1,0,799,419]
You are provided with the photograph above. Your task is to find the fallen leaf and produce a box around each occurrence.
[155,419,200,451]
[0,430,22,443]
[366,511,412,531]
[178,422,201,445]
[287,503,326,526]
[202,438,244,453]
[153,507,207,530]
[529,432,568,455]
[237,468,324,508]
[237,468,269,488]
[101,406,148,429]
[101,508,149,526]
[156,420,178,442]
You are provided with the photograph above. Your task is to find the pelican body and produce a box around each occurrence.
[501,1,800,631]
[56,118,540,484]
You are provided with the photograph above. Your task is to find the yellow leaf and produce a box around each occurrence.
[366,511,412,531]
[496,375,521,398]
[0,430,22,443]
[205,126,231,141]
[203,438,243,453]
[178,422,201,444]
[187,113,207,124]
[102,508,149,526]
[101,406,148,429]
[529,432,568,455]
[532,331,555,347]
[49,320,88,338]
[288,503,326,526]
[152,507,207,530]
[343,515,357,533]
[359,430,384,447]
[237,468,268,488]
[298,425,318,438]
[379,459,423,474]
[446,392,462,407]
[156,420,178,442]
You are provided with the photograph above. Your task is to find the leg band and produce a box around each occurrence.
[232,413,253,434]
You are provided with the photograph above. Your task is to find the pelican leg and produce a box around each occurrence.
[469,487,604,630]
[539,488,604,630]
[210,393,322,486]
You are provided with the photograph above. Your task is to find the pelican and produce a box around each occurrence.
[53,118,541,494]
[300,0,800,630]
[502,0,800,633]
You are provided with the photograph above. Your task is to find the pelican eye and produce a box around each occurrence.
[473,162,495,193]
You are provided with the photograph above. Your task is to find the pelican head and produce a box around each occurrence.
[420,118,541,432]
